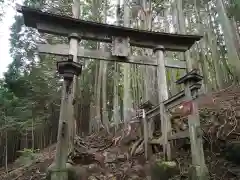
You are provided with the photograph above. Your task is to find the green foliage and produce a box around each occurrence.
[15,148,40,165]
[0,0,116,143]
[228,0,240,20]
[0,0,14,21]
[18,148,39,157]
[0,0,62,138]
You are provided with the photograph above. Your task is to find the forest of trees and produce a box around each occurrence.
[0,0,240,169]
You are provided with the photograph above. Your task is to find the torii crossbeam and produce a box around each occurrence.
[16,5,201,51]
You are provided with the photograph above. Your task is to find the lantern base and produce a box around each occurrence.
[188,165,209,180]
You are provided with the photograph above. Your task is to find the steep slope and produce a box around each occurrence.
[2,86,240,180]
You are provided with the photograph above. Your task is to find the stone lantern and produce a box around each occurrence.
[176,69,203,97]
[57,55,82,81]
[176,69,209,179]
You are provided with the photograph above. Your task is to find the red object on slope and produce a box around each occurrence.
[176,101,193,116]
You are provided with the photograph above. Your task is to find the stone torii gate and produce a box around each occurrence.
[17,3,205,180]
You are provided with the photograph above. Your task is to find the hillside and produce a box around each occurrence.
[1,86,240,180]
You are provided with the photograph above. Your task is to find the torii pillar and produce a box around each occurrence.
[52,60,82,180]
[154,45,171,160]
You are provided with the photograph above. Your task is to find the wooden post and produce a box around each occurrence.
[154,45,171,160]
[52,80,71,180]
[184,82,209,180]
[142,109,149,160]
[67,0,81,151]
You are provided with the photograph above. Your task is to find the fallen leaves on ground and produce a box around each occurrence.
[2,86,240,179]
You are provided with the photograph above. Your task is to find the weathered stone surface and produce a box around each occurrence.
[104,152,117,163]
[88,176,98,180]
[106,173,117,180]
[188,165,209,180]
[71,165,89,180]
[150,161,179,180]
[117,154,126,161]
[46,163,88,180]
[87,163,104,174]
[130,175,141,180]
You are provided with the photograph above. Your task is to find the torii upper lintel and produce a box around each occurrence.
[16,4,202,52]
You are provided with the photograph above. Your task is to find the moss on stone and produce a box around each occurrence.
[151,160,178,180]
